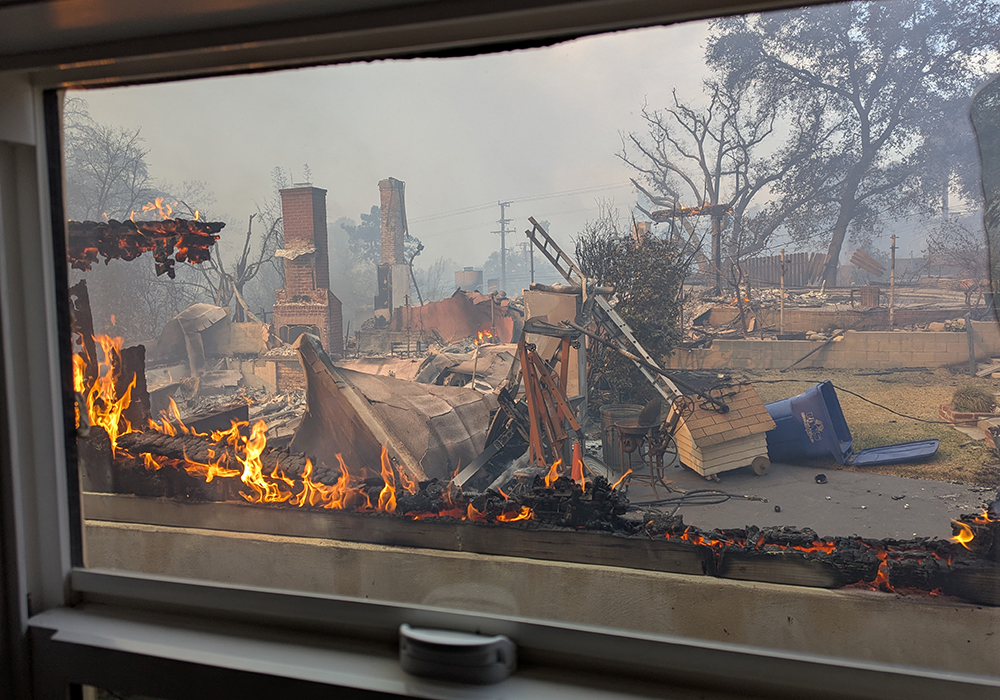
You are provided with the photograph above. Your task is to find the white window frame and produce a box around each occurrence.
[1,1,998,697]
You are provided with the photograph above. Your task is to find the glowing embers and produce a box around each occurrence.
[66,216,224,278]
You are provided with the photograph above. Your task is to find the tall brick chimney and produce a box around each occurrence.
[379,177,406,265]
[374,177,410,321]
[272,185,343,354]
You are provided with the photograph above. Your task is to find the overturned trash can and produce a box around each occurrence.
[764,380,938,466]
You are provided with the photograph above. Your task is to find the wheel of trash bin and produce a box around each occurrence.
[751,456,770,476]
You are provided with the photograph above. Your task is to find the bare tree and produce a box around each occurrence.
[64,98,178,341]
[925,216,990,305]
[64,97,161,221]
[167,170,285,322]
[621,81,822,293]
[414,257,460,302]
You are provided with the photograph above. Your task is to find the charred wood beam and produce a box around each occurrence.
[68,279,98,384]
[82,491,710,578]
[118,345,150,429]
[67,218,224,278]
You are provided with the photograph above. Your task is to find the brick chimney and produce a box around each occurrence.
[374,177,411,321]
[272,185,343,354]
[379,177,406,265]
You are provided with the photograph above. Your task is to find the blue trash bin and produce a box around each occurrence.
[765,380,938,466]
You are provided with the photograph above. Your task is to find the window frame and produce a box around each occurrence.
[1,0,999,697]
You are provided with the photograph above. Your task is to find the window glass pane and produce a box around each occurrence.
[65,0,1000,676]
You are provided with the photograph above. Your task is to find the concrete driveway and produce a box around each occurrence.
[624,460,995,540]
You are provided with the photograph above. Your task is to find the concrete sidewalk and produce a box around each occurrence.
[623,460,995,540]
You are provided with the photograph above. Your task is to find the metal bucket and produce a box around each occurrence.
[600,404,642,469]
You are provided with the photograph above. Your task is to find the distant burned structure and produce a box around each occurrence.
[272,185,344,354]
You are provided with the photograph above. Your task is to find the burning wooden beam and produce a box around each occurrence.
[67,218,224,278]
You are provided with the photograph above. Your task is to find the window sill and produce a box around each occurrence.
[29,605,747,699]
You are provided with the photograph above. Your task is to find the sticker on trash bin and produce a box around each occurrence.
[800,411,825,443]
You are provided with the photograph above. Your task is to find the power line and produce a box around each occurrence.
[407,181,633,224]
[411,203,607,241]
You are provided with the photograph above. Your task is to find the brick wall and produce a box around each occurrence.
[663,321,1000,371]
[283,262,315,297]
[379,177,406,265]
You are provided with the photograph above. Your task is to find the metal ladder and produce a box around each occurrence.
[525,217,684,407]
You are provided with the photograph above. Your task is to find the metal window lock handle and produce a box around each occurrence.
[399,623,517,685]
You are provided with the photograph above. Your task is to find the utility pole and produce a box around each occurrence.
[495,201,512,293]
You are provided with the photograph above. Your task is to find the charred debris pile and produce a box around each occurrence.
[87,393,1000,605]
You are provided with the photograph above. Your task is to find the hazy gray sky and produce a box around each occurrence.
[76,20,712,267]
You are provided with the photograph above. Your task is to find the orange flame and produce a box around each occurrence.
[238,419,294,503]
[377,445,397,513]
[610,469,633,491]
[475,330,494,345]
[398,464,419,495]
[141,197,175,219]
[497,506,533,522]
[183,447,241,484]
[72,353,86,393]
[951,520,975,550]
[78,334,135,454]
[544,458,562,488]
[571,441,587,493]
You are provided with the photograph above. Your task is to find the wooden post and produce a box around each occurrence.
[405,294,411,358]
[889,235,896,329]
[471,341,480,389]
[779,248,785,335]
[967,312,976,376]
